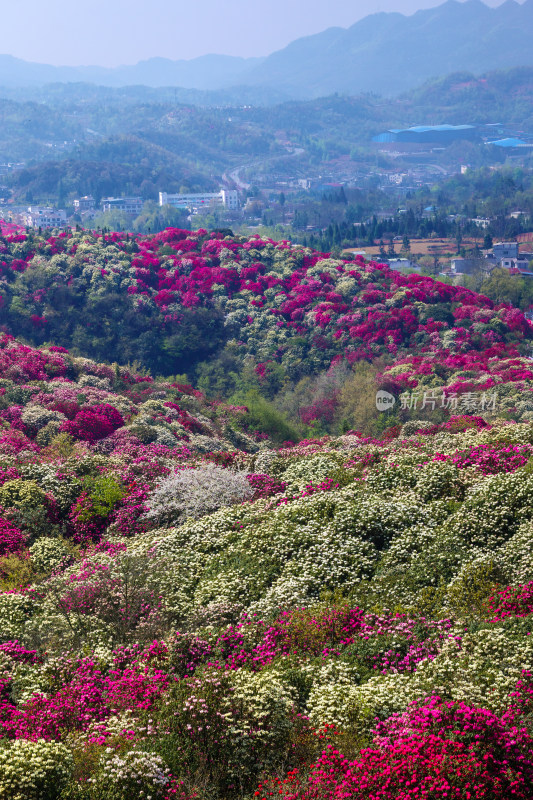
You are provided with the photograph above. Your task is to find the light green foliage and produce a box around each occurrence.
[0,479,47,511]
[0,738,72,800]
[238,391,301,444]
[77,476,126,522]
[29,538,70,574]
[35,421,63,447]
[0,553,34,591]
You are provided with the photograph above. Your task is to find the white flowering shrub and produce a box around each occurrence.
[157,669,299,794]
[498,519,533,584]
[93,749,170,800]
[281,454,339,489]
[153,426,180,448]
[0,738,72,800]
[0,592,35,641]
[19,463,81,513]
[400,420,434,437]
[441,471,533,552]
[78,374,112,390]
[411,626,533,712]
[21,405,65,431]
[306,661,363,731]
[145,463,252,525]
[186,434,227,454]
[29,538,69,574]
[253,449,285,477]
[413,461,466,503]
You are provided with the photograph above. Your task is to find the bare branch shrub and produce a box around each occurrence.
[145,463,252,525]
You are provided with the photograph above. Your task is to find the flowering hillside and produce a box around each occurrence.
[0,352,531,798]
[1,222,533,431]
[1,221,533,797]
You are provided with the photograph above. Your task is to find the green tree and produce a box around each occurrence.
[480,268,533,309]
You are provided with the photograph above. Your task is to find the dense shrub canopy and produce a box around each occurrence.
[0,223,532,417]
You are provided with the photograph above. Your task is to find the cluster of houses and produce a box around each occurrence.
[20,207,68,228]
[1,189,241,228]
[348,242,533,281]
[451,242,533,278]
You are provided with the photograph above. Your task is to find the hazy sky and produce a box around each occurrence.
[1,0,517,66]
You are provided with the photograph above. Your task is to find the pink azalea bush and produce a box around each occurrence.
[488,582,533,621]
[258,696,533,800]
[0,518,26,556]
[59,403,124,443]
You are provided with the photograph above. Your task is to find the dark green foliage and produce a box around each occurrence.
[237,391,301,445]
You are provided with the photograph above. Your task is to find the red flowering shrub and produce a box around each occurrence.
[246,473,288,500]
[488,582,533,621]
[420,415,490,436]
[0,518,26,556]
[69,493,108,543]
[112,482,150,537]
[59,403,124,442]
[260,697,533,800]
[300,395,339,426]
[432,443,531,475]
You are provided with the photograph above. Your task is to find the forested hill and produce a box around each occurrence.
[1,222,533,435]
[2,66,533,209]
[241,0,533,98]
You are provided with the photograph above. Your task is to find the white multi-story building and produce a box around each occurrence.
[387,258,420,272]
[22,207,67,228]
[220,189,239,210]
[73,195,95,211]
[159,189,239,213]
[101,197,143,215]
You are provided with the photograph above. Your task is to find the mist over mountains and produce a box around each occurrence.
[246,0,533,98]
[0,53,264,92]
[0,0,532,100]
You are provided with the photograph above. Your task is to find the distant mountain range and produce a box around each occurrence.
[246,0,533,98]
[1,0,532,100]
[0,54,264,92]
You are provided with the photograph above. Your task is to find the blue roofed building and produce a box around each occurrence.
[486,138,533,150]
[372,125,478,144]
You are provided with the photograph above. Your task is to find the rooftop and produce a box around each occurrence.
[487,138,532,147]
[387,125,475,134]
